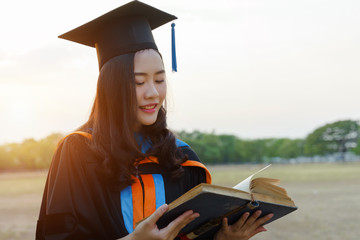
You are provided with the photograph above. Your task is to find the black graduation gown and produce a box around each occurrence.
[36,133,209,240]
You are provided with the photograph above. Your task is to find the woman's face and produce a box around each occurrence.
[134,49,166,128]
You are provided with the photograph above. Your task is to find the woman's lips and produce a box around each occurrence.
[139,104,157,113]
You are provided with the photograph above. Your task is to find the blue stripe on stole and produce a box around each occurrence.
[152,174,166,208]
[176,138,189,147]
[120,186,134,233]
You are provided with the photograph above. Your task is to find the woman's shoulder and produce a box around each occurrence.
[46,132,97,177]
[59,131,92,146]
[176,138,200,162]
[55,131,93,161]
[175,138,211,183]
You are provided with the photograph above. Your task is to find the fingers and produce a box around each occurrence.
[222,217,228,229]
[165,210,199,235]
[232,212,250,230]
[134,205,198,240]
[229,211,273,234]
[242,211,273,234]
[248,226,267,239]
[146,204,169,224]
[232,211,258,231]
[216,212,273,240]
[220,217,229,233]
[153,210,199,240]
[257,213,273,226]
[244,210,262,227]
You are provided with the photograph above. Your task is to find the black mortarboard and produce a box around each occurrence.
[59,0,177,70]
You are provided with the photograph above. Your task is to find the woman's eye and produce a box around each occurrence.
[135,82,144,86]
[155,79,165,83]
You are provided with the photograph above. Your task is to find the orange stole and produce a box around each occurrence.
[131,175,158,229]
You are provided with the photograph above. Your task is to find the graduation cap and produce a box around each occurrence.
[59,0,177,71]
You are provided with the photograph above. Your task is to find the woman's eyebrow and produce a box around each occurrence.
[134,70,165,76]
[155,70,165,75]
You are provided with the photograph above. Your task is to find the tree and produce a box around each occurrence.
[353,139,360,155]
[235,139,267,163]
[0,133,64,170]
[304,120,360,160]
[36,133,64,168]
[218,134,240,163]
[262,138,304,159]
[277,139,304,159]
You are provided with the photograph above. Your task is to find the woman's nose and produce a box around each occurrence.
[145,82,159,99]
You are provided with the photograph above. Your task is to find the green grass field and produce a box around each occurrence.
[1,162,359,240]
[209,162,360,185]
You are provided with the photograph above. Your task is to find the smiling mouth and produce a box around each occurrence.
[139,104,157,110]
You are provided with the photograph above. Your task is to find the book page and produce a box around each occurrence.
[233,164,271,193]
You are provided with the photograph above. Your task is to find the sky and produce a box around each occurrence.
[1,0,360,144]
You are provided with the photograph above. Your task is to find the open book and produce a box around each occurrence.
[155,165,297,239]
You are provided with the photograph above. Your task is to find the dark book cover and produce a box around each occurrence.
[156,184,297,239]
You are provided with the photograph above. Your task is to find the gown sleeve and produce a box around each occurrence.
[36,134,123,240]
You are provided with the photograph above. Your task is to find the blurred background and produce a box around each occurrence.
[0,0,359,239]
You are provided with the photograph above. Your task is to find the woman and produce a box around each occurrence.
[36,1,272,240]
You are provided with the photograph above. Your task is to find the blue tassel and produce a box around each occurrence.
[171,23,177,72]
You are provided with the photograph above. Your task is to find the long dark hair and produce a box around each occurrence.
[78,51,186,190]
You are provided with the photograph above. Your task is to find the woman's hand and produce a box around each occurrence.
[214,210,273,240]
[127,204,199,240]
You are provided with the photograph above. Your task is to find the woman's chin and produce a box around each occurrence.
[137,113,158,126]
